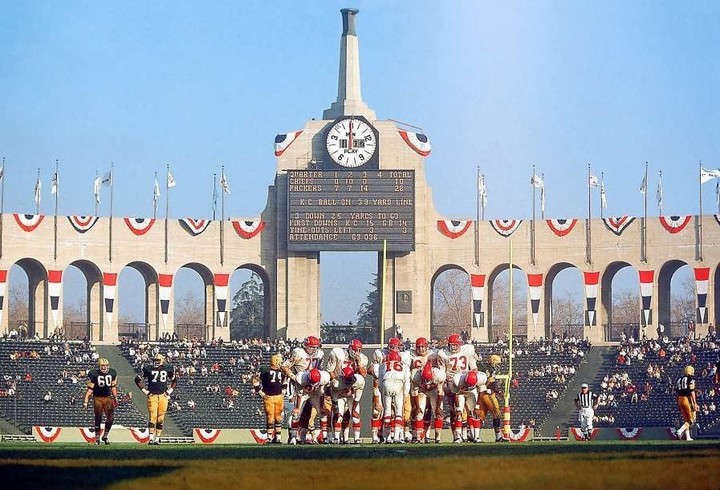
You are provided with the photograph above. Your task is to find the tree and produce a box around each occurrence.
[550,291,584,327]
[174,290,204,325]
[8,284,28,328]
[432,269,471,339]
[356,274,379,327]
[611,288,640,324]
[489,271,528,330]
[230,272,265,339]
[671,275,695,325]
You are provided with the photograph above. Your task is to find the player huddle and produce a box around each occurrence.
[270,334,505,444]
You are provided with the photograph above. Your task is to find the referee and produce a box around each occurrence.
[574,383,598,441]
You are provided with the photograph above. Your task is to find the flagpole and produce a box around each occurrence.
[153,171,158,219]
[642,162,647,263]
[541,172,545,220]
[586,163,592,265]
[94,170,99,216]
[658,170,663,216]
[36,167,41,214]
[531,165,536,266]
[474,166,480,267]
[53,159,59,261]
[699,161,703,262]
[220,167,225,266]
[381,239,387,346]
[600,172,605,219]
[109,162,114,263]
[212,173,217,220]
[165,163,170,264]
[0,157,5,259]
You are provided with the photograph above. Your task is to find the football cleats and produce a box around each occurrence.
[415,337,429,355]
[153,353,164,368]
[448,333,462,353]
[388,337,402,352]
[465,371,479,389]
[309,368,321,384]
[98,358,110,374]
[348,339,363,358]
[489,354,501,366]
[387,350,402,363]
[684,365,695,376]
[342,366,355,384]
[304,336,321,356]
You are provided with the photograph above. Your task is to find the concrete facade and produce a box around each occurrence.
[1,10,718,345]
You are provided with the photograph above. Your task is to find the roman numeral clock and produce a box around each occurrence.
[324,115,379,169]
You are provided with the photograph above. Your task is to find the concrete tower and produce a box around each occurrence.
[323,8,376,120]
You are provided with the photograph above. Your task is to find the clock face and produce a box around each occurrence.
[325,117,377,167]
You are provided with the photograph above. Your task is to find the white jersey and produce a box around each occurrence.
[411,365,446,394]
[379,357,410,394]
[372,348,411,369]
[283,346,324,375]
[437,344,477,379]
[292,369,331,395]
[408,348,437,371]
[331,374,366,401]
[325,347,369,377]
[449,371,486,395]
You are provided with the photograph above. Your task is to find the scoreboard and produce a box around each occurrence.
[287,169,415,251]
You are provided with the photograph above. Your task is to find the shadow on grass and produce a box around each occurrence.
[0,464,176,490]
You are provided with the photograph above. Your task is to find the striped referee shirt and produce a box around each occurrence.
[576,390,597,408]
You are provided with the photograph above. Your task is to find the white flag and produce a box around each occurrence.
[531,173,544,189]
[600,178,608,209]
[639,173,647,194]
[153,177,160,204]
[93,177,101,204]
[716,180,720,208]
[0,165,4,181]
[540,186,545,213]
[700,167,720,184]
[220,172,230,194]
[167,171,176,188]
[656,172,663,210]
[101,170,112,186]
[589,174,599,187]
[34,178,42,207]
[478,174,487,207]
[51,171,59,195]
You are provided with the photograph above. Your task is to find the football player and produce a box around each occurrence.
[83,358,118,445]
[378,350,410,443]
[135,353,176,445]
[330,366,366,443]
[410,360,446,443]
[283,336,324,441]
[325,339,369,439]
[370,337,409,442]
[408,337,435,441]
[476,354,504,442]
[282,367,331,444]
[449,370,485,443]
[675,365,698,441]
[253,354,287,443]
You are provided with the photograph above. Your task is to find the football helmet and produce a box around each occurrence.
[388,337,402,352]
[415,337,429,355]
[348,339,363,358]
[421,361,434,382]
[489,354,501,366]
[153,353,165,368]
[270,354,282,369]
[465,371,479,389]
[387,350,402,363]
[684,365,695,376]
[447,334,462,353]
[304,336,321,356]
[98,358,110,374]
[342,366,355,384]
[309,368,321,384]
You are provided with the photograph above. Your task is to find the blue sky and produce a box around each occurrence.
[1,1,718,324]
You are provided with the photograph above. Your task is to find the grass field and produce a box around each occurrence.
[1,441,719,490]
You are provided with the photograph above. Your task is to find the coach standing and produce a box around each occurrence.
[574,383,598,441]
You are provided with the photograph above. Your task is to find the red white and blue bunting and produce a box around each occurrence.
[639,270,654,327]
[179,218,211,236]
[694,267,710,324]
[103,273,117,326]
[398,130,432,157]
[124,218,156,236]
[215,273,230,327]
[194,428,222,444]
[490,219,522,237]
[250,428,269,444]
[0,270,6,326]
[527,274,543,329]
[546,219,577,237]
[129,427,150,443]
[274,130,303,157]
[583,271,599,327]
[570,427,598,441]
[14,213,44,232]
[159,274,173,327]
[80,426,104,443]
[67,216,99,233]
[232,220,265,239]
[602,216,635,236]
[48,270,62,329]
[616,427,643,440]
[659,215,692,234]
[470,274,485,328]
[437,219,472,239]
[34,426,62,443]
[506,427,532,442]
